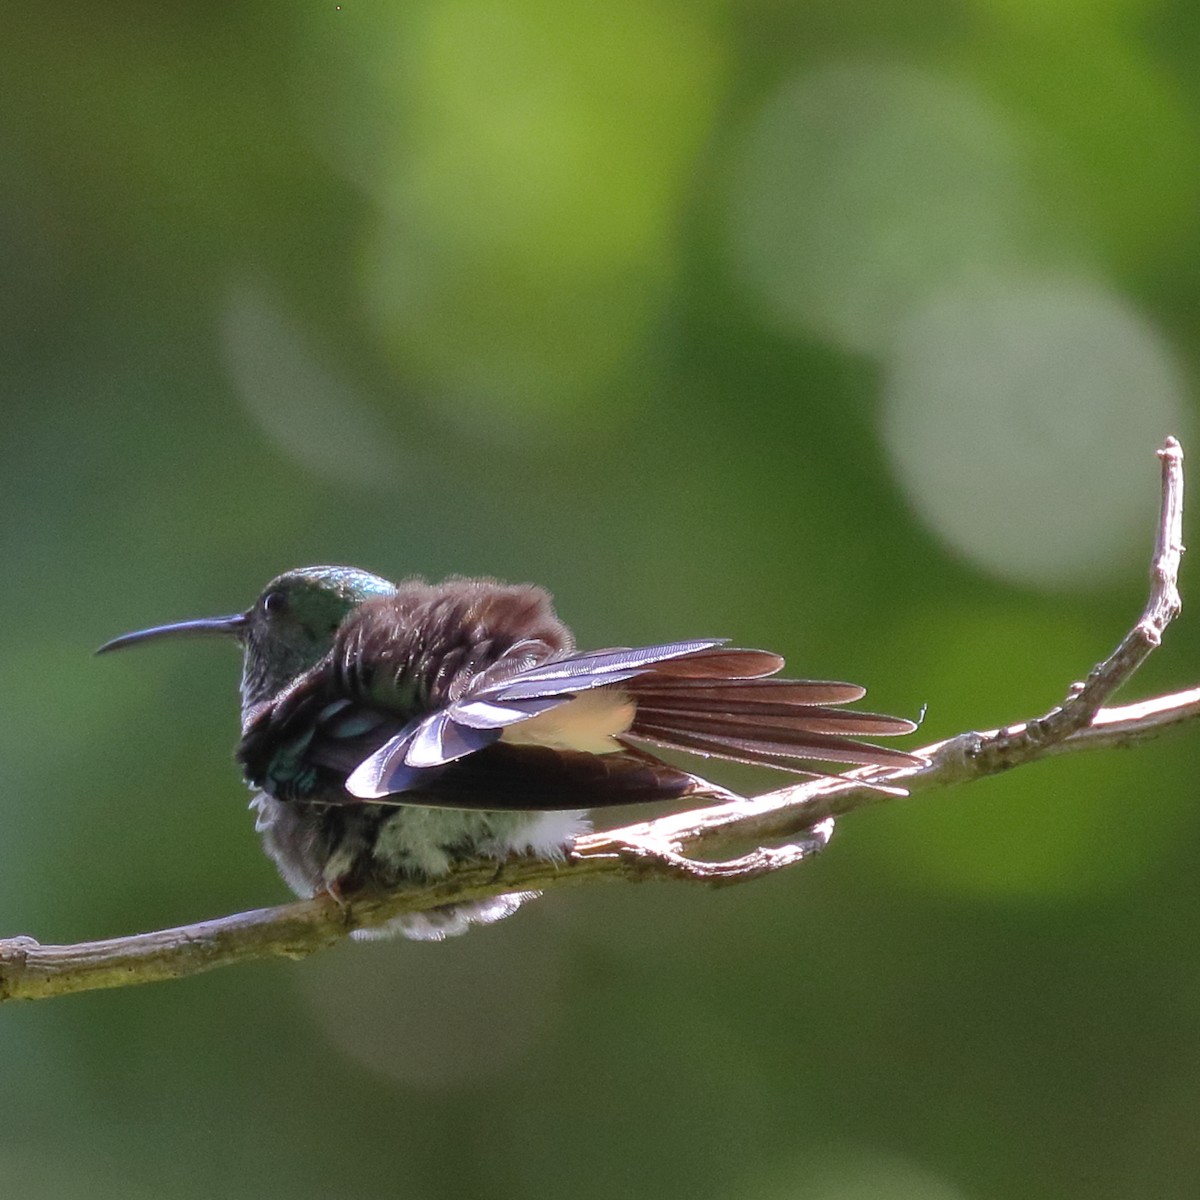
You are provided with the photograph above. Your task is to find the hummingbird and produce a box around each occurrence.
[98,566,919,940]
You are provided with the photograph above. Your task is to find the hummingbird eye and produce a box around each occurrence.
[262,590,289,617]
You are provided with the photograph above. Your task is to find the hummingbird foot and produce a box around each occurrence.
[315,878,348,910]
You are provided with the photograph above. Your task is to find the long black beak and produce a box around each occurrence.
[95,613,249,655]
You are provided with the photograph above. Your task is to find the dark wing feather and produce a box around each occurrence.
[626,721,920,770]
[630,647,785,679]
[480,640,730,697]
[631,678,867,703]
[620,648,922,773]
[238,666,413,802]
[632,701,917,737]
[345,742,726,811]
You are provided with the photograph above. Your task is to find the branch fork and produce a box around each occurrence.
[572,816,835,886]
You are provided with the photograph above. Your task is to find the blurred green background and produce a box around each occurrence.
[2,2,1199,1197]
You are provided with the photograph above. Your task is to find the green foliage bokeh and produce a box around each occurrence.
[2,3,1198,1198]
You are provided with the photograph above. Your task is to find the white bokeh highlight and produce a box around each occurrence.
[747,1150,972,1200]
[729,61,1041,354]
[880,274,1184,587]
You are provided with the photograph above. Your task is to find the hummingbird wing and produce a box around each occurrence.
[342,640,731,799]
[341,641,922,803]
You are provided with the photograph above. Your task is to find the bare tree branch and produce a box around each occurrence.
[1,439,1188,1005]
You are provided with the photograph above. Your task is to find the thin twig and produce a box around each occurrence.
[979,435,1185,766]
[0,439,1190,1004]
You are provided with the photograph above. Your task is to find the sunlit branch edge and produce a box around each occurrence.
[0,439,1186,1004]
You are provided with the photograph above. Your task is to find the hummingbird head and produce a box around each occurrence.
[97,565,397,708]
